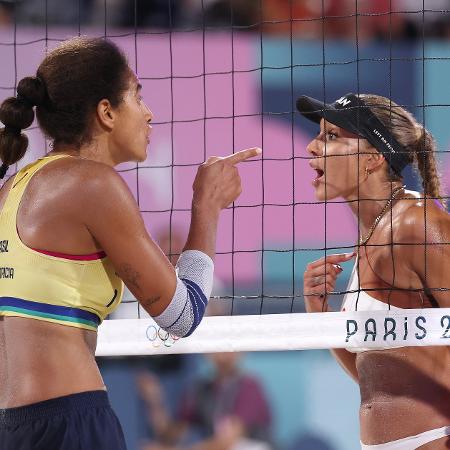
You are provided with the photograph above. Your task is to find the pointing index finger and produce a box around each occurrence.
[223,147,262,165]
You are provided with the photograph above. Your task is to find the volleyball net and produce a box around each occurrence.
[0,1,450,355]
[97,309,450,356]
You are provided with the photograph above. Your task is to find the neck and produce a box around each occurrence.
[347,180,404,239]
[49,137,118,167]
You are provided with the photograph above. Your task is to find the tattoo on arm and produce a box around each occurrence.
[119,264,163,310]
[120,263,141,291]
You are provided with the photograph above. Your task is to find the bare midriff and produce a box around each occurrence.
[0,316,105,408]
[357,346,450,445]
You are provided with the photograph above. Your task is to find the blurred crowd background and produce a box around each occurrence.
[0,1,449,450]
[0,0,449,40]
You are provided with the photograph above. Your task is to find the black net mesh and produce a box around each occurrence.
[0,0,449,320]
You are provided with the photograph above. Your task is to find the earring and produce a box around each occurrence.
[365,167,371,178]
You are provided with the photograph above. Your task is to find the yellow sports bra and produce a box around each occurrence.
[0,155,123,331]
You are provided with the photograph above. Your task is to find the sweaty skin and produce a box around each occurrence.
[304,119,450,448]
[0,73,261,408]
[355,201,450,447]
[0,164,104,408]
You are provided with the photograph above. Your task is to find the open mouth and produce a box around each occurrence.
[314,168,324,181]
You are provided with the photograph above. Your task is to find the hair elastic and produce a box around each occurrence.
[16,93,35,109]
[4,126,21,136]
[0,163,8,180]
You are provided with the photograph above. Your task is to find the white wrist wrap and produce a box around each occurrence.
[154,250,214,338]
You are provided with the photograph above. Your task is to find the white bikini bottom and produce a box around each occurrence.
[360,426,450,450]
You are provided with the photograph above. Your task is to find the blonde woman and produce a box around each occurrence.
[299,93,450,450]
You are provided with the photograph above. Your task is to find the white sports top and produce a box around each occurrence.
[341,260,402,353]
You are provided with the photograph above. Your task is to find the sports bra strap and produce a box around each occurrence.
[362,245,439,308]
[1,155,73,217]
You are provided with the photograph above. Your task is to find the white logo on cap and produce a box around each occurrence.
[336,96,351,107]
[373,129,395,153]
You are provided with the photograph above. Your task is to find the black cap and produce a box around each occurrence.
[296,93,410,175]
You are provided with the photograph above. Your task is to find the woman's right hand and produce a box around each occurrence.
[303,252,355,313]
[192,147,261,213]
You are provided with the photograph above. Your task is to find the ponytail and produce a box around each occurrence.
[413,126,446,208]
[361,94,446,209]
[0,76,46,179]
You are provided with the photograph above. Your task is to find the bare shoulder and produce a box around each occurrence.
[35,157,130,202]
[21,157,138,230]
[39,156,123,187]
[396,191,450,244]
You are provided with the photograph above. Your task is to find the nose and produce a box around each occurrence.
[306,137,321,157]
[144,102,153,124]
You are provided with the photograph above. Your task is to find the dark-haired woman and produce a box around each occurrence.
[299,93,450,449]
[0,37,260,450]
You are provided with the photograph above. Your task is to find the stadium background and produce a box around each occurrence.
[0,1,449,449]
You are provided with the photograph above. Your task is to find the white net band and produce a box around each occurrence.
[96,308,450,356]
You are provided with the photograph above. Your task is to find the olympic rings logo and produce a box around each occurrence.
[146,325,181,348]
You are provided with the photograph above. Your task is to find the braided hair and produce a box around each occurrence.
[0,77,45,178]
[360,94,446,208]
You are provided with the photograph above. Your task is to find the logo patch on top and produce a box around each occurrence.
[335,96,351,107]
[0,267,14,279]
[0,240,8,253]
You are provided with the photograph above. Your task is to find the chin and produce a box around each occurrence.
[314,186,339,202]
[140,143,149,162]
[131,146,148,163]
[137,153,147,163]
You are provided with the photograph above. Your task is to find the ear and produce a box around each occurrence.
[96,99,116,131]
[365,150,385,173]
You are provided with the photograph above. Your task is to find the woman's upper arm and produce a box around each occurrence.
[80,164,177,316]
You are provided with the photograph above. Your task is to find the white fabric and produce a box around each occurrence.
[342,261,402,313]
[153,250,214,337]
[176,250,214,294]
[361,426,450,450]
[96,309,450,356]
[153,277,196,337]
[342,261,402,353]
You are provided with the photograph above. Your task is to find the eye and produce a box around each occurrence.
[326,131,337,141]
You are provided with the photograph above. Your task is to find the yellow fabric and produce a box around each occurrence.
[0,155,123,331]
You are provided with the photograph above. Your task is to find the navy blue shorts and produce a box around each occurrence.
[0,390,127,450]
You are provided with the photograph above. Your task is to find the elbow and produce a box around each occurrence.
[153,278,208,338]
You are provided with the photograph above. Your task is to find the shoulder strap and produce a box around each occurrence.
[363,245,439,308]
[1,155,73,216]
